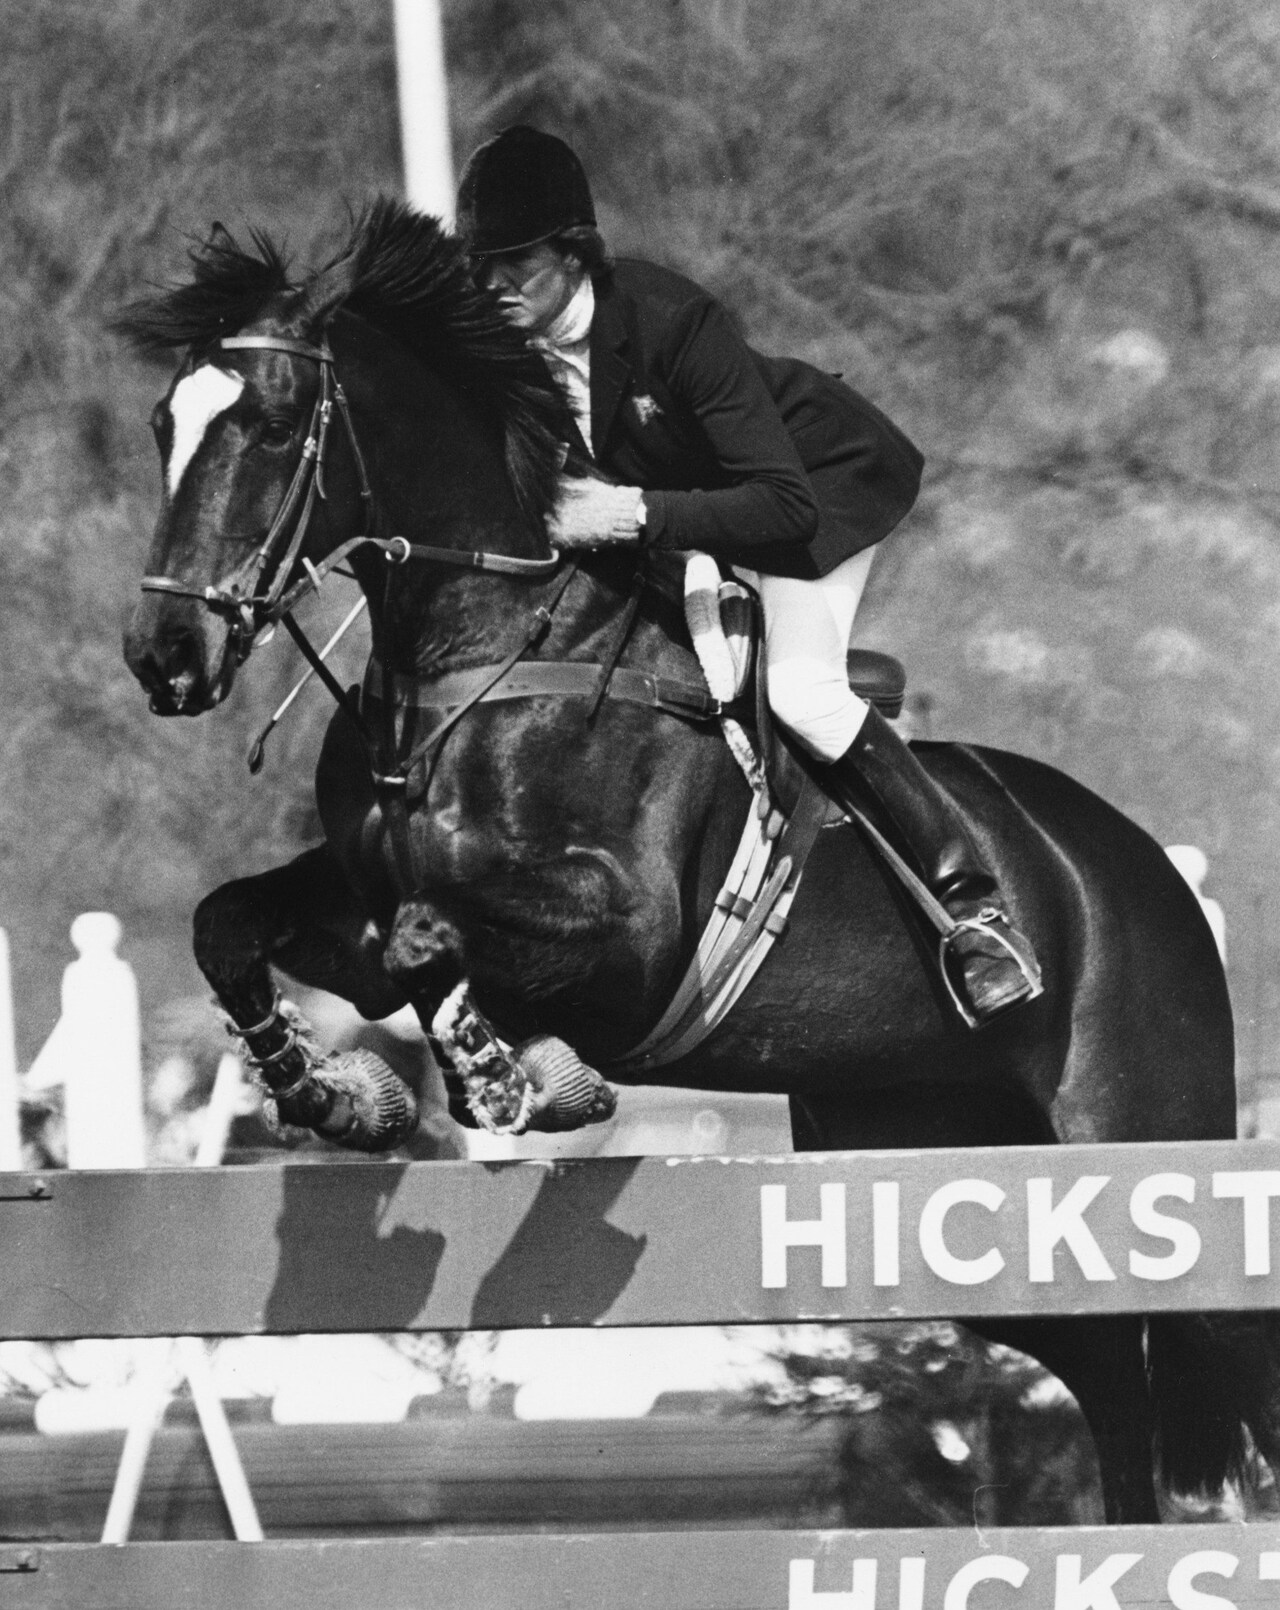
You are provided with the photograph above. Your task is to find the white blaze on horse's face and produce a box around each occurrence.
[166,365,245,499]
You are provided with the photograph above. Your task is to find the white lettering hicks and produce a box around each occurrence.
[1167,1550,1238,1610]
[761,1183,846,1289]
[943,1557,1029,1610]
[1027,1176,1116,1283]
[918,1179,1006,1285]
[1054,1552,1143,1610]
[1212,1171,1280,1276]
[1129,1174,1201,1281]
[872,1181,900,1287]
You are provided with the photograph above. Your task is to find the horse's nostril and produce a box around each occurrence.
[125,621,210,712]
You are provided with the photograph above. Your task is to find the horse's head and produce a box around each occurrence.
[120,227,341,713]
[121,204,571,715]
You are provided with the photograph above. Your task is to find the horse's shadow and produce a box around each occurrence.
[261,1156,647,1334]
[467,1158,648,1328]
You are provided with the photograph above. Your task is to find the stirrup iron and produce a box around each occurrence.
[939,907,1044,1030]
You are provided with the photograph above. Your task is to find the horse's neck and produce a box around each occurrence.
[330,326,554,672]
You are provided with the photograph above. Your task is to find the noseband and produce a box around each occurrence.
[139,331,562,657]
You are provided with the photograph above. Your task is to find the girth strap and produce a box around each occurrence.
[363,658,724,724]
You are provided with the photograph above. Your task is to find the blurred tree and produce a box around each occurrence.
[753,1322,1102,1526]
[4,0,1280,1099]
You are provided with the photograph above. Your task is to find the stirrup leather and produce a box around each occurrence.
[938,906,1044,1029]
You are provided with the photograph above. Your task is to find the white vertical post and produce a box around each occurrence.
[26,913,145,1169]
[392,0,455,221]
[0,929,20,1168]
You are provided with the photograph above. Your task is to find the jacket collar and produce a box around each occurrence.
[587,271,632,457]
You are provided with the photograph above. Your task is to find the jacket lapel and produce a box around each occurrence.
[588,276,633,459]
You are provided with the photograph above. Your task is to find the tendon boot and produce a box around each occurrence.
[821,706,1043,1026]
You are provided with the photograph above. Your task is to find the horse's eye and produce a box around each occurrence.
[259,418,296,448]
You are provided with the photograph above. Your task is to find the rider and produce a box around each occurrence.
[456,125,1041,1025]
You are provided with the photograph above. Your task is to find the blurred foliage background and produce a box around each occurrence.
[3,0,1280,1528]
[5,0,1280,1092]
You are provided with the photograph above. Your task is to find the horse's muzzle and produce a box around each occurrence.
[123,608,232,716]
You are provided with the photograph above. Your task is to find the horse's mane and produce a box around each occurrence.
[114,197,573,529]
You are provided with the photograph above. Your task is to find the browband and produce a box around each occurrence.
[220,335,332,362]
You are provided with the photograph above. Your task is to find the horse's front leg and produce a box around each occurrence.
[383,893,619,1137]
[194,844,418,1151]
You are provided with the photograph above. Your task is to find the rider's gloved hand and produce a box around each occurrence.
[549,477,645,548]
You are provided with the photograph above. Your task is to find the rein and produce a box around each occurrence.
[139,332,562,656]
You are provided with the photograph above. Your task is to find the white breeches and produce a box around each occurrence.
[734,547,879,762]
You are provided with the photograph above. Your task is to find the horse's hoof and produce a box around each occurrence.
[515,1035,618,1132]
[275,1048,419,1153]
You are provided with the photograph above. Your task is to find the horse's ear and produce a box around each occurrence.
[208,221,235,248]
[298,253,358,325]
[192,221,239,273]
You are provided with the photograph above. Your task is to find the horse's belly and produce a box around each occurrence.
[643,825,986,1095]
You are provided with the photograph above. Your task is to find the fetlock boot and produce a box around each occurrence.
[822,705,1042,1025]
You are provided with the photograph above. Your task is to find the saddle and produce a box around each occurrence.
[356,551,906,821]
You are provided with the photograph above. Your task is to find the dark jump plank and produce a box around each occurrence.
[2,1140,1279,1338]
[2,1526,1278,1610]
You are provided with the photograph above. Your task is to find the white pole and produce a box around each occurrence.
[101,1055,263,1543]
[0,930,20,1168]
[392,0,455,222]
[99,1340,174,1545]
[175,1334,263,1541]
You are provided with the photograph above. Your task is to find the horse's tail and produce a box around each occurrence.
[1147,1311,1280,1496]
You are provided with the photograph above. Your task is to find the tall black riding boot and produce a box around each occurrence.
[822,705,1042,1025]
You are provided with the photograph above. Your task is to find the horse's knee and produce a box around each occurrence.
[385,901,464,995]
[193,879,275,981]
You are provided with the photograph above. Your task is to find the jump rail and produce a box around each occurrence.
[4,1140,1280,1336]
[3,1529,1279,1610]
[5,1139,1280,1608]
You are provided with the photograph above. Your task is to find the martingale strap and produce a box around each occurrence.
[606,769,832,1075]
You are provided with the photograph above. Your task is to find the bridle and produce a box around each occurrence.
[139,330,563,660]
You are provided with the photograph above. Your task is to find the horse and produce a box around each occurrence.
[119,199,1279,1525]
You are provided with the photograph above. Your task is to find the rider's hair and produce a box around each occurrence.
[554,226,612,279]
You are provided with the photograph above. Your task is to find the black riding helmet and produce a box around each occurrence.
[456,126,596,257]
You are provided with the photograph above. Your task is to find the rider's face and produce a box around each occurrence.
[479,242,583,334]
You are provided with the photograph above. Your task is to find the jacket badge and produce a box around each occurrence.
[632,393,663,426]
